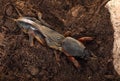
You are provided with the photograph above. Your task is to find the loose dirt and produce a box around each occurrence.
[0,0,119,81]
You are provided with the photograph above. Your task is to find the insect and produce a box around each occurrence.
[6,5,95,68]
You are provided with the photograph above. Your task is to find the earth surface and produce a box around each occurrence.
[0,0,119,81]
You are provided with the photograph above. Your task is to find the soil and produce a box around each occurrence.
[0,0,119,81]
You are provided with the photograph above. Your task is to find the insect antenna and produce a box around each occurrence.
[6,16,17,21]
[9,3,23,17]
[14,7,23,17]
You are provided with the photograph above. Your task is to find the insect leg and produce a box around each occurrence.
[28,29,35,46]
[78,37,93,42]
[62,49,80,68]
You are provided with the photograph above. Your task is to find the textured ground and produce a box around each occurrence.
[106,0,120,75]
[0,0,119,81]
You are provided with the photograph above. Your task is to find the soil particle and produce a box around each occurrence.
[28,66,39,76]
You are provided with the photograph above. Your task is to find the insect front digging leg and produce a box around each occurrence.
[62,48,80,68]
[78,37,93,42]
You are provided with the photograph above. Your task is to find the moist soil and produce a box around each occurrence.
[0,0,119,81]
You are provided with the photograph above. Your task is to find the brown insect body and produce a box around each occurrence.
[7,7,94,68]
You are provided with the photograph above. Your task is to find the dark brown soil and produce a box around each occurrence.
[0,0,119,81]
